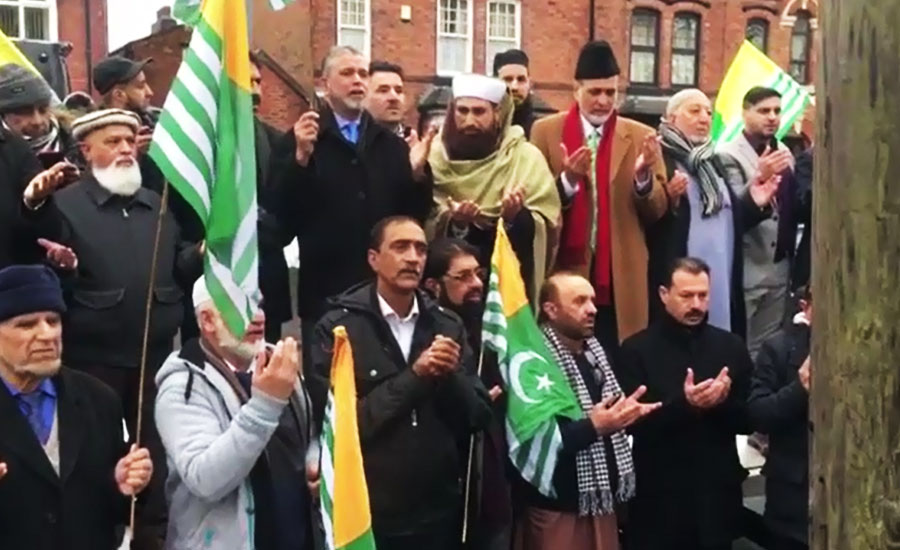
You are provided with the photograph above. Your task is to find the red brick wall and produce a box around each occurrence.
[256,64,310,133]
[250,0,818,127]
[58,0,107,93]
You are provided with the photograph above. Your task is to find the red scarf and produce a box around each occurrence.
[557,105,617,305]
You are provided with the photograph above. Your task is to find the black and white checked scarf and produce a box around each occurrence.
[541,324,636,516]
[659,121,725,217]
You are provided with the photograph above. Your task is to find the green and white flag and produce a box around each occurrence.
[173,0,296,26]
[482,225,582,496]
[712,40,812,145]
[150,0,260,337]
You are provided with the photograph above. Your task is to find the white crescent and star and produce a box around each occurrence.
[509,351,554,404]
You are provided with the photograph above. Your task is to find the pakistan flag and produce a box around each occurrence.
[482,225,582,496]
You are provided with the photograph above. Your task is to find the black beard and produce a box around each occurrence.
[442,112,500,161]
[438,290,484,336]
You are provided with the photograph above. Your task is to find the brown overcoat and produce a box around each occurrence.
[530,111,668,341]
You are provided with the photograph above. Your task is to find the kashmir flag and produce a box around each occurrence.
[482,225,582,496]
[0,28,43,75]
[712,40,812,145]
[149,0,259,337]
[320,326,377,550]
[173,0,295,25]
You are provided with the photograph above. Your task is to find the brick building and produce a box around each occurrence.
[0,0,107,94]
[113,7,311,133]
[252,0,818,128]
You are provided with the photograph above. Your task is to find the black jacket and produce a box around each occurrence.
[616,314,753,547]
[39,176,201,368]
[646,153,770,339]
[0,127,46,268]
[512,95,539,139]
[255,118,293,327]
[309,282,491,536]
[747,321,810,543]
[792,149,813,291]
[0,368,129,550]
[268,106,433,319]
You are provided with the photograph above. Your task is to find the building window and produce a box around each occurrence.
[671,12,700,86]
[790,11,812,83]
[337,0,370,56]
[437,0,472,74]
[629,9,659,85]
[0,0,55,41]
[746,18,769,53]
[485,0,520,75]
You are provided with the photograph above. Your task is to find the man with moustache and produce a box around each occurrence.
[516,272,659,550]
[493,49,538,138]
[530,40,668,353]
[270,46,434,363]
[0,265,153,550]
[616,258,754,550]
[0,64,80,165]
[422,238,510,550]
[309,217,492,550]
[35,108,203,550]
[718,87,799,357]
[427,73,560,301]
[155,278,313,550]
[647,89,780,338]
[365,61,410,137]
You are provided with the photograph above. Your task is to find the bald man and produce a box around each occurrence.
[515,272,659,550]
[646,89,780,339]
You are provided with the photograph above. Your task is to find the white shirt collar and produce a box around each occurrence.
[580,114,600,138]
[377,293,419,323]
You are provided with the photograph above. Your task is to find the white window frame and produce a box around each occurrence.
[336,0,371,57]
[0,0,58,42]
[484,0,521,75]
[436,0,474,76]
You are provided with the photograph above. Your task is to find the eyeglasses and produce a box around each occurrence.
[445,268,487,283]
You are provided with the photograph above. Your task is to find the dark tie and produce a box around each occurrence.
[234,371,254,398]
[17,392,51,445]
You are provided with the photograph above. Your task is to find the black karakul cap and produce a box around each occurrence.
[493,49,530,76]
[575,40,620,80]
[93,56,152,95]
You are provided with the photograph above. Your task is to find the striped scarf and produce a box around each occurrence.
[541,324,636,516]
[659,121,724,216]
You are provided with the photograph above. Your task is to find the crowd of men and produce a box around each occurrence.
[0,36,812,550]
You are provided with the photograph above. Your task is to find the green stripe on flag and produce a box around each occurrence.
[149,0,260,338]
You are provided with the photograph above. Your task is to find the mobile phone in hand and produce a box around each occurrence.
[37,151,65,169]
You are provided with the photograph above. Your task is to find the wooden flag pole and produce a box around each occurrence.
[129,180,170,531]
[461,344,486,544]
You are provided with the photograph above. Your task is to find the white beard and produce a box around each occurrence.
[583,112,611,127]
[214,317,262,362]
[93,162,142,196]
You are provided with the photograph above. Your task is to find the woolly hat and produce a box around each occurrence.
[0,63,54,114]
[71,108,140,141]
[574,40,620,80]
[0,265,66,323]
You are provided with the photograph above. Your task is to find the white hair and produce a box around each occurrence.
[321,45,365,77]
[665,88,710,118]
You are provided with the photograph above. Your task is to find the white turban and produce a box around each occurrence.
[451,73,507,104]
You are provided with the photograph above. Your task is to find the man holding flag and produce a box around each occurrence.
[481,224,659,550]
[309,216,491,550]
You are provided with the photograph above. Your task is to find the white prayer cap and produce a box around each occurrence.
[451,74,507,104]
[71,108,140,141]
[192,276,213,309]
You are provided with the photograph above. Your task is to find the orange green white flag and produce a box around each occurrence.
[320,326,377,550]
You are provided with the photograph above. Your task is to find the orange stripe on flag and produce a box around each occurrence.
[199,0,251,92]
[331,326,373,547]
